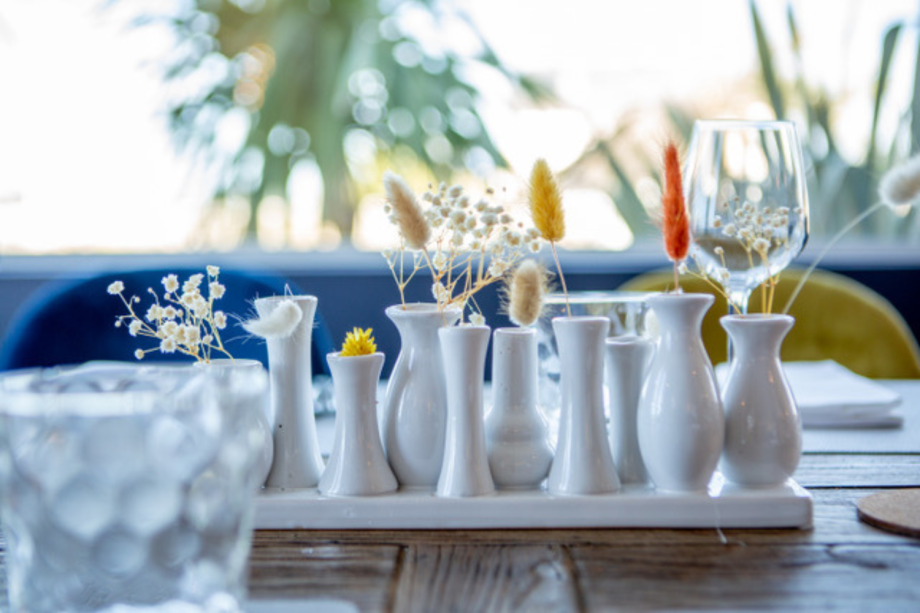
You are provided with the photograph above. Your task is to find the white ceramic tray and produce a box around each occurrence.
[254,474,813,530]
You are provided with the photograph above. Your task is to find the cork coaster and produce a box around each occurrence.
[857,489,920,538]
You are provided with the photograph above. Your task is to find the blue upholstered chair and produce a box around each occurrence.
[0,267,334,375]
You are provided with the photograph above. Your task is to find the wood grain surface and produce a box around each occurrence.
[2,453,919,612]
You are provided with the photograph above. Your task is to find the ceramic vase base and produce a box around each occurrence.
[254,475,813,530]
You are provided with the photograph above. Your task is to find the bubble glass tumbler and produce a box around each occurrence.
[0,363,267,612]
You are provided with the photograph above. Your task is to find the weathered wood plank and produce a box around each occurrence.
[248,535,399,613]
[391,544,581,613]
[796,454,920,489]
[571,543,920,611]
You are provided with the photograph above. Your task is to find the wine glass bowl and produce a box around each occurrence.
[685,120,810,314]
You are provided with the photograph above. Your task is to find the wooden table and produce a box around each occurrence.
[2,383,919,611]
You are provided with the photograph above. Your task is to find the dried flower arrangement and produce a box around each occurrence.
[528,159,570,316]
[241,297,303,339]
[340,327,377,357]
[382,170,541,325]
[108,266,232,363]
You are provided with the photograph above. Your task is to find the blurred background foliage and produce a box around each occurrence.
[147,0,920,246]
[146,0,551,238]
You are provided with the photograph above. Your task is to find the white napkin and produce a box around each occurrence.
[717,360,903,429]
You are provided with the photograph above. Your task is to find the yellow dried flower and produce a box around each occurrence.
[528,159,565,242]
[340,327,377,357]
[507,259,546,327]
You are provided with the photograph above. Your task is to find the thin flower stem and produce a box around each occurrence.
[781,201,883,315]
[550,241,571,317]
[673,261,680,293]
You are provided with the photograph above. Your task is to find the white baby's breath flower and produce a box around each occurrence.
[107,281,124,295]
[134,349,145,360]
[162,274,179,293]
[184,326,201,346]
[677,262,689,274]
[723,223,737,237]
[160,338,178,353]
[128,320,142,337]
[206,265,220,277]
[468,312,486,326]
[191,296,209,318]
[161,321,179,337]
[714,246,724,256]
[183,274,204,293]
[529,241,541,253]
[209,282,225,299]
[753,237,771,255]
[432,251,448,271]
[163,306,178,319]
[213,311,227,329]
[474,199,488,212]
[146,304,163,322]
[448,185,463,198]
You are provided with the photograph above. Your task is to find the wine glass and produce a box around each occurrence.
[685,120,810,318]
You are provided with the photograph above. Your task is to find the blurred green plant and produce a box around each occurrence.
[139,0,550,238]
[575,0,920,243]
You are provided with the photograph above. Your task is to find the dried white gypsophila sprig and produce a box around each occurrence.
[382,172,542,324]
[108,266,232,363]
[241,299,303,339]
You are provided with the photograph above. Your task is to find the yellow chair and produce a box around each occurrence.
[618,268,920,379]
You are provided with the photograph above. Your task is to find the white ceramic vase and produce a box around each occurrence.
[637,293,724,493]
[436,325,495,497]
[319,352,398,497]
[605,336,653,486]
[485,327,553,489]
[196,359,274,488]
[547,316,620,496]
[720,314,802,487]
[383,303,461,487]
[256,295,325,489]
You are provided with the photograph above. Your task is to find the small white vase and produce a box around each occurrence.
[547,316,620,496]
[383,303,461,487]
[605,336,653,486]
[436,325,495,497]
[319,352,398,497]
[720,314,802,487]
[485,327,553,490]
[256,295,325,489]
[638,293,724,493]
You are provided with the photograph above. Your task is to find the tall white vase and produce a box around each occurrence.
[720,314,802,487]
[196,359,274,488]
[256,295,325,489]
[319,352,398,497]
[485,327,553,489]
[637,293,724,493]
[436,325,495,498]
[605,336,653,486]
[383,303,461,487]
[547,316,620,496]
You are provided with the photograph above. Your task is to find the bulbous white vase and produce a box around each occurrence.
[637,293,724,493]
[720,314,802,487]
[547,316,620,496]
[605,336,653,486]
[436,325,495,497]
[319,352,398,497]
[383,303,461,488]
[485,327,553,489]
[256,295,325,489]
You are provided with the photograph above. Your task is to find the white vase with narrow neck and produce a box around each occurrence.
[605,336,653,486]
[638,293,724,493]
[436,325,495,497]
[485,327,553,489]
[383,303,462,488]
[196,359,273,488]
[547,316,620,496]
[720,314,802,487]
[319,352,398,497]
[256,295,325,489]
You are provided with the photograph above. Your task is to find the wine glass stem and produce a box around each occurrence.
[726,288,751,363]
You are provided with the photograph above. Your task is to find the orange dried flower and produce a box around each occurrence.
[662,141,690,262]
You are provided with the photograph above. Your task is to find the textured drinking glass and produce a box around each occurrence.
[685,120,810,316]
[0,363,267,612]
